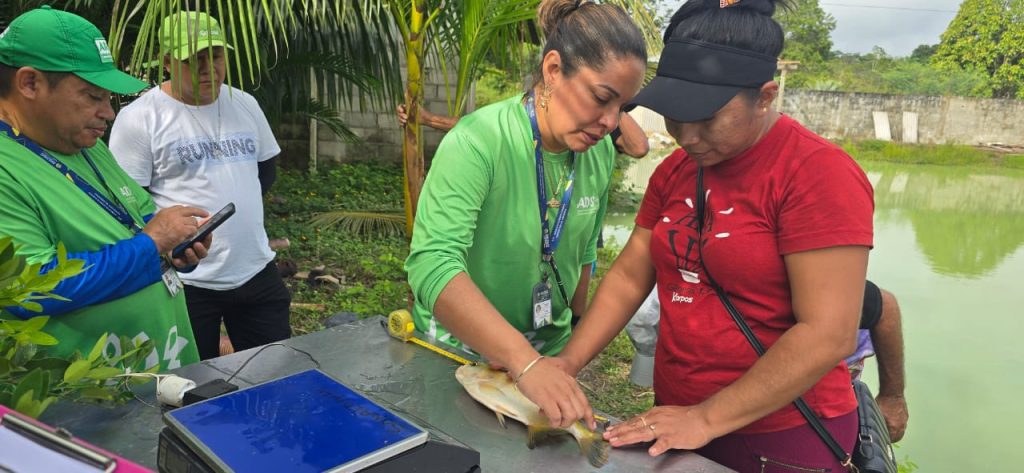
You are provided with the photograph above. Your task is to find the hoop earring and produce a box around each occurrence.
[540,85,552,111]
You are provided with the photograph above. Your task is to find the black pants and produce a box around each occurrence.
[184,261,291,360]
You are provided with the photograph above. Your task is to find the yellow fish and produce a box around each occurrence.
[455,364,609,467]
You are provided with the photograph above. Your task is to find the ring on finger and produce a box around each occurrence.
[649,423,656,432]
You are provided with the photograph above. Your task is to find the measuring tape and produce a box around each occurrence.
[386,309,475,365]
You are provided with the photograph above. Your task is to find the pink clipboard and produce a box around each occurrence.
[0,404,152,473]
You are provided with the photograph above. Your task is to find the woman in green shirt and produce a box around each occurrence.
[405,0,647,430]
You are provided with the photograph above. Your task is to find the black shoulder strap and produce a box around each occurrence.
[694,168,853,468]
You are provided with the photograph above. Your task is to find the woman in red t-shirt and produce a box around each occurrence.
[557,0,873,471]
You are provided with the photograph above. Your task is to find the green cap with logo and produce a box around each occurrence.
[0,6,147,94]
[159,11,233,61]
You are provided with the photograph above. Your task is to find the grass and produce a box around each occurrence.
[576,245,654,419]
[265,163,409,336]
[841,139,1024,169]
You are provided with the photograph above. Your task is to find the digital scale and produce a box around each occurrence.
[157,369,479,473]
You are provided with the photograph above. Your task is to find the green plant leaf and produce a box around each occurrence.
[22,357,69,382]
[23,357,70,372]
[0,358,10,377]
[26,331,59,346]
[13,389,38,417]
[64,359,91,384]
[12,368,43,405]
[85,367,124,380]
[79,387,115,401]
[11,343,37,367]
[17,302,42,313]
[87,334,108,363]
[19,316,48,334]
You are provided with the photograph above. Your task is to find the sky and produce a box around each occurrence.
[663,0,964,57]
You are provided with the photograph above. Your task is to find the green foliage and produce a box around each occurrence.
[270,162,405,216]
[577,244,652,419]
[0,238,155,418]
[841,140,1011,167]
[474,61,530,108]
[777,0,836,66]
[309,211,407,239]
[265,164,409,332]
[1004,154,1024,169]
[790,49,992,97]
[910,44,938,63]
[608,154,643,212]
[431,0,541,117]
[0,239,86,314]
[933,0,1024,98]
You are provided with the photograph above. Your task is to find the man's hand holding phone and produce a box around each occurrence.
[143,204,227,268]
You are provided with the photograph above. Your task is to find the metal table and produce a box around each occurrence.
[41,317,733,472]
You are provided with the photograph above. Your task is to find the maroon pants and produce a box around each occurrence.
[698,409,858,472]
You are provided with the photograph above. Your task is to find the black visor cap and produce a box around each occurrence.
[627,38,777,123]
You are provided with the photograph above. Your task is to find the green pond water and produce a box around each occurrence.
[603,160,1024,472]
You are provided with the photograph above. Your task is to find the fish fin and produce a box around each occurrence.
[575,425,610,468]
[494,411,507,429]
[526,424,558,450]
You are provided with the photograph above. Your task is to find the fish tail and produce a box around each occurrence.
[574,425,610,468]
[526,424,559,449]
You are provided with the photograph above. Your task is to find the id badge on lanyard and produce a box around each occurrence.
[162,267,183,297]
[531,278,553,330]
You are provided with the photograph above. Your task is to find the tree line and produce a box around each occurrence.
[778,0,1024,99]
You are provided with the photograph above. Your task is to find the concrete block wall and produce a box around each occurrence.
[631,89,1024,147]
[311,52,465,165]
[781,89,1024,146]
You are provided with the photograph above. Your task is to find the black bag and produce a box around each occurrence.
[851,379,898,473]
[694,169,897,473]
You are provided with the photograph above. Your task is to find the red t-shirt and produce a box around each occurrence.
[636,115,873,433]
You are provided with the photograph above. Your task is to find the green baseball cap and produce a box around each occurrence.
[159,11,233,61]
[0,6,147,95]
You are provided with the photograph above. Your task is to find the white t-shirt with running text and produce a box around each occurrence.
[110,85,279,290]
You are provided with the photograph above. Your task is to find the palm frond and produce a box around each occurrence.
[309,211,407,239]
[108,0,403,111]
[430,0,539,116]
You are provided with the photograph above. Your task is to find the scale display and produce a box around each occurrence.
[164,369,427,472]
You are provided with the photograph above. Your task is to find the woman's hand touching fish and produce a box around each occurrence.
[513,356,597,430]
[604,405,714,456]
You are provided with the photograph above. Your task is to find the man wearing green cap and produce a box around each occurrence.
[110,11,290,360]
[0,6,205,370]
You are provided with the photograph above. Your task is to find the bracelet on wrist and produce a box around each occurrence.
[513,355,546,388]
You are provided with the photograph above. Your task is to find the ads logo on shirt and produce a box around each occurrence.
[119,185,137,204]
[575,195,599,214]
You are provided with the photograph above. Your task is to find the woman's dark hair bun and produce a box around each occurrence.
[703,0,786,16]
[538,0,587,38]
[665,0,789,56]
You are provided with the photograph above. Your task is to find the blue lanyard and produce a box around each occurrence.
[0,120,143,234]
[525,93,576,261]
[525,93,575,305]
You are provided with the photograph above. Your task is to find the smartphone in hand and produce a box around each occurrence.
[171,202,235,259]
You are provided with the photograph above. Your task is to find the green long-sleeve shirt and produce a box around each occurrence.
[405,95,614,356]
